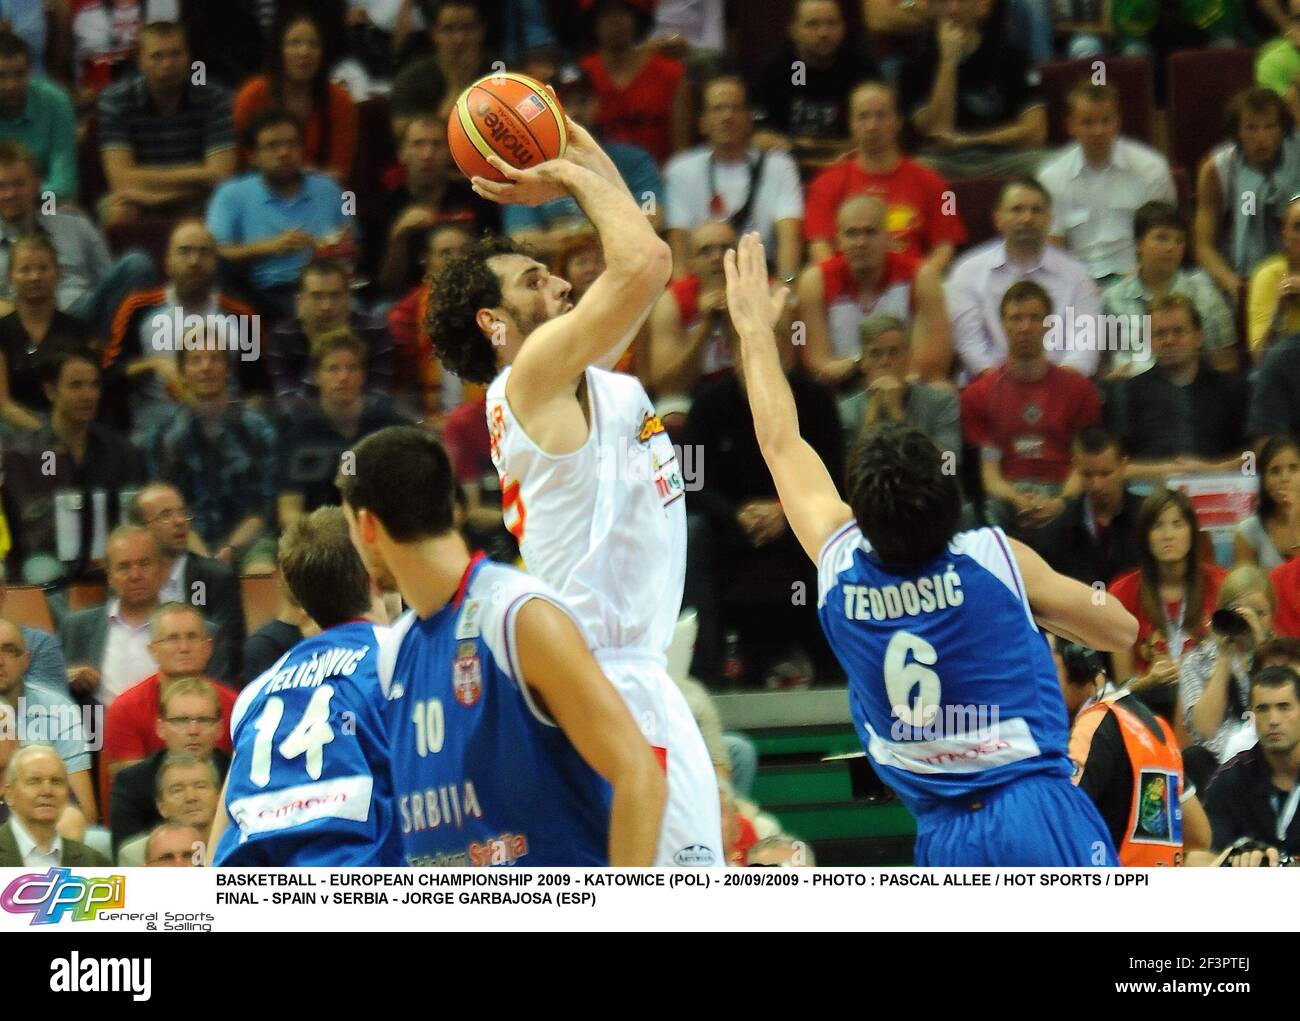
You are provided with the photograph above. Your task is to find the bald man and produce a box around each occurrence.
[797,194,951,387]
[0,745,108,867]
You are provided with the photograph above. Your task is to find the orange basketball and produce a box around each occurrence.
[447,72,567,183]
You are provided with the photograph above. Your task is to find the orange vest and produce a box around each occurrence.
[1070,697,1185,867]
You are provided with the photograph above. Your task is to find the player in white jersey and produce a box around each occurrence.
[426,116,723,865]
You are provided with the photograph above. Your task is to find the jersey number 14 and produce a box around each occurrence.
[248,686,337,788]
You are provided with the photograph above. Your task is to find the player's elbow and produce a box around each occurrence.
[1095,604,1139,653]
[611,237,673,291]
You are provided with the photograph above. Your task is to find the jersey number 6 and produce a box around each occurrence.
[884,631,942,727]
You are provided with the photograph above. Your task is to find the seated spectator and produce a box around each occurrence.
[0,30,77,200]
[60,524,163,709]
[233,11,357,181]
[1038,81,1176,286]
[863,0,930,81]
[747,833,815,866]
[1248,195,1300,363]
[365,112,497,298]
[442,391,494,506]
[3,349,145,584]
[1256,0,1300,124]
[0,618,96,822]
[0,582,68,695]
[1201,664,1300,858]
[140,820,203,866]
[1195,87,1300,304]
[121,748,220,862]
[131,483,243,683]
[1057,637,1210,865]
[1109,295,1250,482]
[748,0,880,171]
[1180,567,1276,771]
[804,80,966,273]
[797,195,950,388]
[100,603,236,807]
[837,314,961,459]
[648,0,726,68]
[665,75,804,284]
[206,109,351,316]
[1237,434,1300,569]
[69,0,155,104]
[276,329,409,532]
[268,259,393,402]
[580,0,688,165]
[389,0,493,124]
[97,20,236,226]
[946,178,1101,379]
[0,745,108,867]
[0,234,93,430]
[100,220,260,444]
[110,676,228,851]
[151,346,278,574]
[960,280,1101,532]
[1101,202,1238,378]
[646,220,737,404]
[502,65,661,258]
[243,570,312,682]
[682,338,843,684]
[1033,426,1142,587]
[897,0,1049,178]
[1109,488,1228,726]
[0,142,155,326]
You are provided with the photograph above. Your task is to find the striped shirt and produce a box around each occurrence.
[96,74,234,165]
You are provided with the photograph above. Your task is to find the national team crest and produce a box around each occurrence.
[1022,403,1042,425]
[453,640,482,707]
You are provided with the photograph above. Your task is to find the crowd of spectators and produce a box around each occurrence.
[2,0,1300,867]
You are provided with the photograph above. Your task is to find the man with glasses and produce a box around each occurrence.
[132,482,243,685]
[110,676,229,854]
[99,602,236,825]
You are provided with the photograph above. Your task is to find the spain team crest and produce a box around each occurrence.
[453,640,482,707]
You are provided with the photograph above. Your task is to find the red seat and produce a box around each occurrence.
[948,175,1010,251]
[1167,48,1257,175]
[1038,55,1156,147]
[3,586,55,633]
[240,573,281,635]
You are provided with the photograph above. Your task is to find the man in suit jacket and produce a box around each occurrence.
[0,745,109,867]
[132,483,244,683]
[1029,425,1142,587]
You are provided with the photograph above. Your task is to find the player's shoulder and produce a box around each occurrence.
[947,527,1032,598]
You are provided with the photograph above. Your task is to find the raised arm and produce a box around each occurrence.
[727,232,852,562]
[514,599,667,866]
[1010,537,1137,652]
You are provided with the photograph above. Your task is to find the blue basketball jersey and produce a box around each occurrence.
[378,554,613,866]
[214,620,401,866]
[817,522,1074,817]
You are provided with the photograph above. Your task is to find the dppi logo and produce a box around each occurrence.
[1,868,126,925]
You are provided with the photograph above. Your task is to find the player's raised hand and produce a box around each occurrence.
[724,232,788,338]
[471,154,574,207]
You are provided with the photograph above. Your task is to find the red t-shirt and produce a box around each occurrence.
[443,395,492,485]
[100,673,237,823]
[1271,557,1300,638]
[803,155,967,259]
[960,364,1101,484]
[580,51,685,164]
[1109,565,1228,674]
[668,275,735,381]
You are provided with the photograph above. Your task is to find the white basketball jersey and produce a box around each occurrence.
[486,365,688,658]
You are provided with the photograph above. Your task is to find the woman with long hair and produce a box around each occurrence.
[1109,488,1227,725]
[233,11,358,181]
[1234,434,1300,569]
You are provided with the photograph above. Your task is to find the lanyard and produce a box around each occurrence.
[1269,783,1300,844]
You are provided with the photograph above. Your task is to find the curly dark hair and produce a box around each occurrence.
[424,234,531,386]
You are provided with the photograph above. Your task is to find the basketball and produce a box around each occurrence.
[447,72,568,183]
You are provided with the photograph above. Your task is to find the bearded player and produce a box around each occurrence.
[427,119,722,865]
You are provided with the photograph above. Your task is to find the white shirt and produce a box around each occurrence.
[99,598,158,707]
[9,815,63,867]
[160,553,188,605]
[945,239,1102,378]
[652,0,725,53]
[1038,137,1176,280]
[664,145,804,253]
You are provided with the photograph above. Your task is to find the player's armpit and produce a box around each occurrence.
[513,599,666,866]
[1010,538,1137,652]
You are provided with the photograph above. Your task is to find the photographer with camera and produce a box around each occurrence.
[1178,567,1275,792]
[1194,665,1300,865]
[1055,637,1211,866]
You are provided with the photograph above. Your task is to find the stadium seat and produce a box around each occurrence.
[949,175,1010,251]
[241,573,281,634]
[82,826,112,862]
[67,583,107,611]
[1038,55,1156,147]
[1167,48,1257,174]
[349,95,398,206]
[3,586,55,632]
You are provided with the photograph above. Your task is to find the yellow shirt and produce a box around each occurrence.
[1248,255,1300,353]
